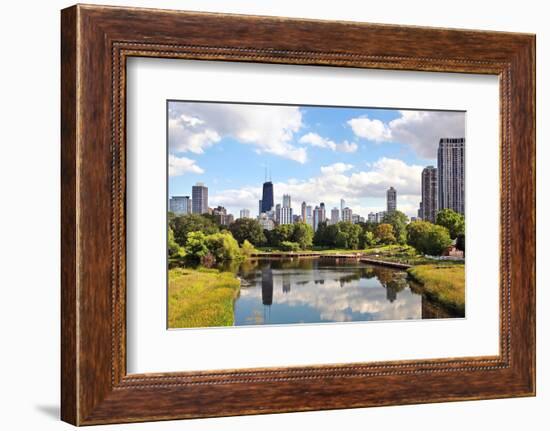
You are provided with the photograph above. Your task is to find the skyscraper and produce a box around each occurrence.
[387,187,397,213]
[437,138,465,215]
[169,196,191,215]
[258,199,263,215]
[278,194,293,225]
[312,204,326,232]
[340,199,345,221]
[330,208,339,224]
[261,181,274,213]
[191,183,208,214]
[342,207,353,223]
[421,166,438,223]
[306,205,313,227]
[240,209,250,219]
[301,201,307,223]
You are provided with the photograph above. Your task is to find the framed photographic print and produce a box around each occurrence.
[61,4,536,425]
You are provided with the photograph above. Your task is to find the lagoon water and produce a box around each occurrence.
[233,259,455,326]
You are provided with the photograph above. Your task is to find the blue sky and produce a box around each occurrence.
[168,101,464,218]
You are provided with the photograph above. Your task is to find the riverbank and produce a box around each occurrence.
[168,267,240,328]
[407,264,465,315]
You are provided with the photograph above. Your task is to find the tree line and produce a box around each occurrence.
[168,208,465,264]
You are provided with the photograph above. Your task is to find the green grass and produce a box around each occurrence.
[168,267,241,329]
[362,244,438,265]
[407,264,465,314]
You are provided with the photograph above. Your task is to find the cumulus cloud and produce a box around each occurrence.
[209,158,422,217]
[168,154,204,177]
[348,110,465,159]
[169,102,307,163]
[299,132,358,153]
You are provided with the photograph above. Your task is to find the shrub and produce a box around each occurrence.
[205,231,242,262]
[229,218,266,245]
[280,241,301,252]
[407,220,452,255]
[240,239,256,257]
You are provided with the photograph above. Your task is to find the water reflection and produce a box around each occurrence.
[233,259,457,326]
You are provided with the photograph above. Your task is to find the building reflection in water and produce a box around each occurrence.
[261,264,273,323]
[282,273,291,294]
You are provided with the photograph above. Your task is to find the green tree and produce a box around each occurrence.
[436,208,465,239]
[240,239,256,257]
[229,218,266,246]
[168,227,185,259]
[205,231,242,262]
[375,223,396,244]
[337,222,362,249]
[185,231,209,261]
[291,222,314,250]
[361,230,376,248]
[382,210,409,244]
[270,224,295,247]
[170,214,219,246]
[407,220,452,255]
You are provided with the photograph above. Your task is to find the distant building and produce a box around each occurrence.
[331,208,339,224]
[275,203,281,224]
[306,205,313,228]
[368,212,377,223]
[438,137,465,215]
[192,183,208,214]
[212,206,232,226]
[342,207,353,223]
[301,201,307,223]
[239,209,250,219]
[278,195,293,225]
[258,212,275,231]
[312,204,326,232]
[375,211,387,223]
[340,199,345,220]
[258,200,263,216]
[387,187,397,213]
[169,196,191,215]
[421,166,438,223]
[261,181,274,213]
[418,202,424,220]
[351,214,362,224]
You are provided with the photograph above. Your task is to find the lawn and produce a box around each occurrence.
[168,267,241,329]
[407,264,465,315]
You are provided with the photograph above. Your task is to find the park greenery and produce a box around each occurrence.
[408,264,466,314]
[168,267,240,328]
[167,208,465,266]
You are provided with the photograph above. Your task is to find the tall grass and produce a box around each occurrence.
[407,264,465,314]
[168,267,240,329]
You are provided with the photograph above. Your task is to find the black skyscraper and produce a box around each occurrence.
[261,181,274,213]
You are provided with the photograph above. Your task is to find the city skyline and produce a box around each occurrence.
[168,101,465,218]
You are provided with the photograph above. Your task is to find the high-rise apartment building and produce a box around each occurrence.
[340,199,345,220]
[169,196,191,215]
[387,187,397,213]
[191,183,208,214]
[301,201,307,223]
[342,207,353,223]
[437,138,465,215]
[421,166,438,222]
[277,194,293,225]
[330,208,339,224]
[240,209,250,219]
[312,204,326,232]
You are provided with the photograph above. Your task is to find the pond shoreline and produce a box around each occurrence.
[249,252,412,269]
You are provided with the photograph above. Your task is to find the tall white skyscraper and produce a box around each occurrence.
[340,199,345,220]
[239,209,250,219]
[342,207,353,223]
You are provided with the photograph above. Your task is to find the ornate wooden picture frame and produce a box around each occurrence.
[61,4,535,425]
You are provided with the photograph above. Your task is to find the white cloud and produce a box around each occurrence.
[169,102,307,163]
[299,132,358,153]
[348,110,465,159]
[168,155,204,177]
[209,157,422,217]
[320,162,354,175]
[347,117,392,141]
